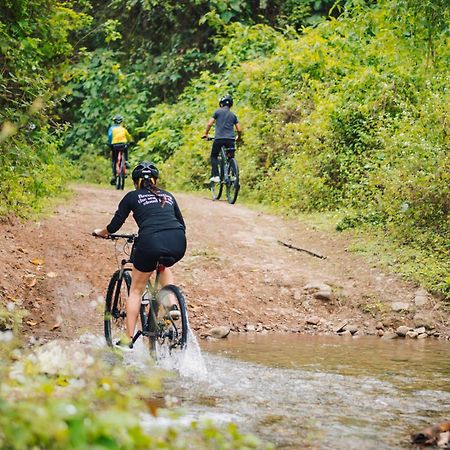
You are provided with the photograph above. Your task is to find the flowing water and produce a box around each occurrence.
[28,331,450,449]
[164,333,450,450]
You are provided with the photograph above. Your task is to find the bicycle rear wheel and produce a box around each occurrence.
[115,153,125,190]
[104,270,131,346]
[210,157,224,200]
[116,168,125,190]
[226,158,240,204]
[148,284,188,358]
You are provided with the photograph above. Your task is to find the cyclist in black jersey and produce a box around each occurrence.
[202,95,242,183]
[94,161,186,347]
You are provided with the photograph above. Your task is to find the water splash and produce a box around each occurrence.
[156,329,208,378]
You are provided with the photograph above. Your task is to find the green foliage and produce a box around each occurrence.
[62,49,149,159]
[134,1,449,299]
[0,0,89,216]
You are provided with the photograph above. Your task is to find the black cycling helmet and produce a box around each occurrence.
[219,95,233,107]
[132,161,159,181]
[113,115,123,124]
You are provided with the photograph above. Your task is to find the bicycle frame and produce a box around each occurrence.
[218,146,236,182]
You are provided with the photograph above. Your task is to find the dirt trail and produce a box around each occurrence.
[1,185,448,342]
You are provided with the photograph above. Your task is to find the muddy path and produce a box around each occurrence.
[1,185,448,342]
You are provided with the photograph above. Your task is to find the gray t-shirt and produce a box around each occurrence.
[213,107,238,139]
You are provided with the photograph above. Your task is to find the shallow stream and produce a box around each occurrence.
[163,333,450,450]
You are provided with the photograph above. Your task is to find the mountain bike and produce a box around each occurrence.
[112,144,128,190]
[94,233,188,359]
[204,137,240,204]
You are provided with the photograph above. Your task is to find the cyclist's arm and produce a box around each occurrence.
[173,197,186,230]
[107,127,113,146]
[203,118,215,138]
[125,128,133,143]
[106,194,132,234]
[235,122,242,140]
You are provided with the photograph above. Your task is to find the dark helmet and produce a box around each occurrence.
[113,115,123,124]
[132,161,159,181]
[219,95,233,107]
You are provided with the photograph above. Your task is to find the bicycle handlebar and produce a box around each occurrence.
[92,232,136,242]
[202,136,238,142]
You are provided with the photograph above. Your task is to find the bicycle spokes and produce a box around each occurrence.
[147,285,187,355]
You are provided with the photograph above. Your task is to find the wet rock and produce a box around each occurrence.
[396,326,410,337]
[417,333,428,340]
[343,324,358,335]
[381,332,398,340]
[207,326,231,339]
[411,420,450,447]
[333,320,348,333]
[406,331,418,339]
[306,316,320,325]
[415,326,426,334]
[375,322,384,330]
[245,324,256,332]
[391,302,411,312]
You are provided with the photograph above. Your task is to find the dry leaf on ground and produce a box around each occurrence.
[30,258,44,266]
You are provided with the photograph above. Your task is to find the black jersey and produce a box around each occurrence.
[106,188,185,235]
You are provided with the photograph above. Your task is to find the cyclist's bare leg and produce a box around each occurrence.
[157,268,179,311]
[127,267,151,339]
[158,267,173,287]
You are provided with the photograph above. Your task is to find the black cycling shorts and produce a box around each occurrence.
[211,138,235,158]
[132,229,186,273]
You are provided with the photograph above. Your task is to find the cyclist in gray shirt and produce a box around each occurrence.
[202,95,242,182]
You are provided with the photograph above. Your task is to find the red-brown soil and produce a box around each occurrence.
[0,185,448,342]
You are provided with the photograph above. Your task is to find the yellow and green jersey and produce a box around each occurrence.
[108,124,133,145]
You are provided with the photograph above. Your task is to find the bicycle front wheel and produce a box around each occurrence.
[104,270,131,346]
[226,158,240,204]
[148,284,188,357]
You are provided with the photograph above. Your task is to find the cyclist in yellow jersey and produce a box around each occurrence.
[108,115,133,185]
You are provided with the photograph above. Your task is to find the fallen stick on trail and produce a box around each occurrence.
[278,240,327,260]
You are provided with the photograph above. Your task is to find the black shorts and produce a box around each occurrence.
[132,229,186,272]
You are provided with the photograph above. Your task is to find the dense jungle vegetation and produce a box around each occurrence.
[0,0,449,447]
